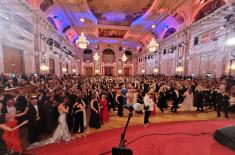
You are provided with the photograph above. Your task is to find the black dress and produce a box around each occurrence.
[73,102,84,133]
[0,114,7,154]
[89,100,101,129]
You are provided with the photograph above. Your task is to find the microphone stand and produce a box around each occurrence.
[119,107,133,148]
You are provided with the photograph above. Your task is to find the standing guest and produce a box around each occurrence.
[15,91,27,113]
[73,98,84,133]
[171,87,179,112]
[100,94,109,124]
[0,103,28,154]
[157,92,167,113]
[181,89,194,111]
[195,85,204,112]
[28,98,72,149]
[107,88,116,112]
[43,94,56,134]
[143,93,154,127]
[2,96,28,153]
[27,96,43,144]
[217,91,230,118]
[89,93,101,129]
[116,89,127,117]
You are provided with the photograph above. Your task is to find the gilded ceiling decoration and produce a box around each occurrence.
[98,28,127,38]
[87,0,154,26]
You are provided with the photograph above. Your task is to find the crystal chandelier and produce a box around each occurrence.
[76,32,89,49]
[122,53,127,62]
[147,37,159,53]
[93,52,99,61]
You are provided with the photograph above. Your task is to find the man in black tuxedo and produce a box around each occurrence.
[196,91,204,112]
[107,88,116,112]
[27,97,43,144]
[15,91,28,123]
[171,87,179,112]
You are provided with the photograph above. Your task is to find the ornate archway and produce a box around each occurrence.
[102,48,115,63]
[83,49,93,63]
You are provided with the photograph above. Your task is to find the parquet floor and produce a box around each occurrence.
[79,106,235,137]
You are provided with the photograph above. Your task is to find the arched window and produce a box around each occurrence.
[163,28,176,39]
[40,0,54,12]
[47,17,57,31]
[124,51,133,63]
[102,49,115,63]
[173,13,185,25]
[83,49,93,63]
[194,0,226,22]
[63,25,71,34]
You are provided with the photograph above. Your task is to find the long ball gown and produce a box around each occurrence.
[89,100,101,129]
[3,117,23,152]
[28,109,71,149]
[100,99,109,123]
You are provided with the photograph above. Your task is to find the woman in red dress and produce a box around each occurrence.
[99,94,109,124]
[150,93,157,115]
[2,96,28,153]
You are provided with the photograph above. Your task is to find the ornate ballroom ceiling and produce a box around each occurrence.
[26,0,233,51]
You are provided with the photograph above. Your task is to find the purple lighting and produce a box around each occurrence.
[164,25,169,30]
[103,12,126,22]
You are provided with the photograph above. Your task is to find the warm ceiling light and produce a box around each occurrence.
[151,24,156,29]
[93,52,100,61]
[142,69,145,73]
[200,0,205,4]
[76,32,89,49]
[80,17,85,23]
[122,53,128,62]
[147,37,159,53]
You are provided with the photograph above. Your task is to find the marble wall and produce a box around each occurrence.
[137,3,235,78]
[0,0,78,76]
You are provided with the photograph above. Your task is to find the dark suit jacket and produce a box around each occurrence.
[15,96,27,112]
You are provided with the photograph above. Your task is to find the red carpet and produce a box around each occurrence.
[26,120,235,155]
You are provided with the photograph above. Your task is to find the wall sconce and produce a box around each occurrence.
[72,69,76,73]
[118,69,122,74]
[153,68,159,73]
[176,66,184,72]
[62,67,67,72]
[40,64,49,71]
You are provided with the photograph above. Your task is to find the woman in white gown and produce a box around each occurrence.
[28,101,71,149]
[181,89,194,111]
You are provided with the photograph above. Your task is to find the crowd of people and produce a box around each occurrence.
[0,74,235,154]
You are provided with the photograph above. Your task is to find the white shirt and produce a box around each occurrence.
[34,105,39,116]
[175,90,179,98]
[144,95,154,111]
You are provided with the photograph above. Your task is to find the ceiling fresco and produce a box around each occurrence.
[98,28,127,38]
[25,0,230,50]
[87,0,154,26]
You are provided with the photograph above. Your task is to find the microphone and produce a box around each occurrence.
[124,105,134,112]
